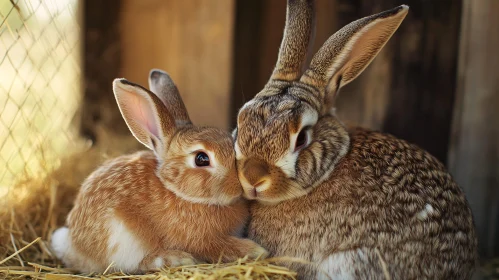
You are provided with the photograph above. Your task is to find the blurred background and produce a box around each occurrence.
[0,0,497,278]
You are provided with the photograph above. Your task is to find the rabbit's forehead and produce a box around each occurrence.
[236,96,314,162]
[174,128,235,162]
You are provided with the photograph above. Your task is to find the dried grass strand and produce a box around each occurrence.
[375,247,391,280]
[0,237,41,265]
[9,233,24,267]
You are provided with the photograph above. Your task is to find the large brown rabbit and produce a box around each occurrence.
[51,70,267,274]
[233,1,478,279]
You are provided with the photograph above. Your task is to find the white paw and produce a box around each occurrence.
[152,256,195,268]
[153,257,164,268]
[164,252,197,267]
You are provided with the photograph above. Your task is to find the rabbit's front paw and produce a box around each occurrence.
[240,239,269,260]
[142,250,197,271]
[162,250,197,267]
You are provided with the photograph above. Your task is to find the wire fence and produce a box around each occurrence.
[0,0,81,193]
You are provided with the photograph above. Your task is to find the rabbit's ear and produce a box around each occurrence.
[113,78,176,154]
[301,5,408,101]
[148,69,192,127]
[267,0,316,84]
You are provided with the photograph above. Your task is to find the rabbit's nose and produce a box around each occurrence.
[242,158,270,188]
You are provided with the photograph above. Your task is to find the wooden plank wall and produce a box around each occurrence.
[120,0,235,129]
[448,0,499,258]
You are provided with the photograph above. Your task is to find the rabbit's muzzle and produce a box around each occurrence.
[239,158,271,199]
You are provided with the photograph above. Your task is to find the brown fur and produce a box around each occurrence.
[67,151,255,272]
[52,70,267,274]
[248,128,477,279]
[235,1,477,279]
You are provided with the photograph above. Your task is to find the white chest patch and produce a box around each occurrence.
[316,250,360,280]
[107,217,146,273]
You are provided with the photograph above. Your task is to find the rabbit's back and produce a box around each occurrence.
[248,127,477,279]
[64,151,164,272]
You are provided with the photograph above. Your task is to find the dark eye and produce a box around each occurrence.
[295,128,309,151]
[195,152,210,167]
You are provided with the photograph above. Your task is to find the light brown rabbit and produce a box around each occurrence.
[234,1,477,279]
[51,69,267,274]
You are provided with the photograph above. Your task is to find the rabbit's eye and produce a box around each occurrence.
[295,127,309,152]
[195,152,210,167]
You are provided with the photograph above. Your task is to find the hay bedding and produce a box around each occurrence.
[0,133,298,280]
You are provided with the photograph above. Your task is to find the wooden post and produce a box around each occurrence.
[448,0,499,258]
[82,0,128,143]
[230,0,265,126]
[120,0,235,129]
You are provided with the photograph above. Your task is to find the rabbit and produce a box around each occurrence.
[233,1,478,279]
[50,69,267,274]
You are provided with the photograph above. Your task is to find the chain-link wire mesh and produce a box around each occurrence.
[0,0,81,193]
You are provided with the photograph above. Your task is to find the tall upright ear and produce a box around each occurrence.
[148,69,192,127]
[113,78,176,154]
[301,5,408,100]
[268,0,316,83]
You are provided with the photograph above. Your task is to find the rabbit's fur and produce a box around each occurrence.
[51,70,267,274]
[234,1,477,279]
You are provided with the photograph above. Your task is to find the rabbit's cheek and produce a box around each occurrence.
[177,168,213,198]
[219,170,243,201]
[159,162,181,182]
